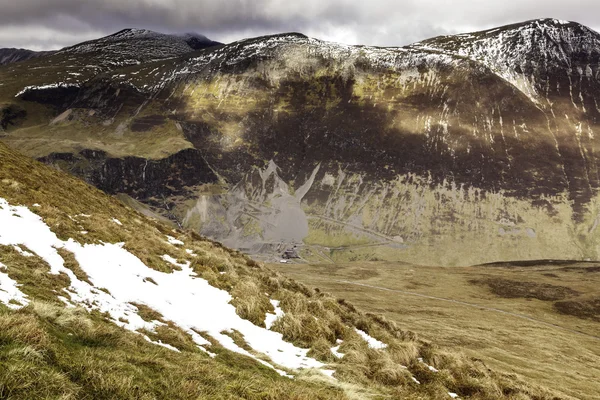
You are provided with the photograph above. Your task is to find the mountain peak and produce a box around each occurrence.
[54,28,220,67]
[480,17,596,36]
[177,32,222,50]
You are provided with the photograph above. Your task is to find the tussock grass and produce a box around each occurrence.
[230,280,273,326]
[130,303,166,323]
[0,310,50,350]
[57,248,93,285]
[147,323,199,353]
[0,303,346,400]
[0,245,70,303]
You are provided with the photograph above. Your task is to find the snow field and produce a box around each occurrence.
[0,198,330,376]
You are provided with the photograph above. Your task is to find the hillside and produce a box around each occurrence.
[0,143,567,398]
[0,48,55,66]
[2,19,600,266]
[271,259,600,399]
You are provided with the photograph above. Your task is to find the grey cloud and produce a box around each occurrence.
[1,0,600,50]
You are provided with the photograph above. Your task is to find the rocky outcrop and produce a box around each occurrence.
[40,148,218,203]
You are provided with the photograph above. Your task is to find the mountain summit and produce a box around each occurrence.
[410,18,600,102]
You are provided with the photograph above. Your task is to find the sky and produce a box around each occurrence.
[1,0,600,51]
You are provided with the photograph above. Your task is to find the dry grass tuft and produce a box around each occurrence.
[0,309,50,349]
[230,281,272,326]
[56,248,92,285]
[130,303,166,323]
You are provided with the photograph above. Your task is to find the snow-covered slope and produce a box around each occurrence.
[0,197,322,375]
[408,18,600,104]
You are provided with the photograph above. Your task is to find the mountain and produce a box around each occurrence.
[0,141,563,398]
[57,28,222,66]
[0,48,56,65]
[2,19,600,266]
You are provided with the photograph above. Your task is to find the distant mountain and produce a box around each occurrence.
[56,28,222,66]
[0,48,55,65]
[2,19,600,266]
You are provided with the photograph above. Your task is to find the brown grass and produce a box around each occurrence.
[554,297,600,321]
[57,248,93,285]
[271,260,599,399]
[130,303,166,323]
[470,277,580,301]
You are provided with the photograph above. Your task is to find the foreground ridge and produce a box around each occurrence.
[0,142,566,398]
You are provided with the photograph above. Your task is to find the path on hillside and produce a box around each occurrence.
[333,280,600,341]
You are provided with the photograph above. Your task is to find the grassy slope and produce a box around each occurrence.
[270,261,600,400]
[0,144,570,399]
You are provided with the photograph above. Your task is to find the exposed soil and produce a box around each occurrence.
[554,298,600,321]
[469,278,579,301]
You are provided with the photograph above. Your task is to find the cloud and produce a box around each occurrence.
[1,0,600,50]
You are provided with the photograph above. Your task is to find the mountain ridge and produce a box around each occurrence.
[0,48,56,65]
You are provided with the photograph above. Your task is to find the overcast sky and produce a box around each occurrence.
[1,0,600,51]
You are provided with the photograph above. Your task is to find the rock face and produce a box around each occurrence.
[3,20,600,265]
[39,148,218,202]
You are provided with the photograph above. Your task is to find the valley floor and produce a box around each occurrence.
[270,260,600,400]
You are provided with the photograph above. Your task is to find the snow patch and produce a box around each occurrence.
[320,369,336,379]
[14,83,80,98]
[13,245,34,257]
[143,335,181,352]
[331,342,344,358]
[111,218,123,226]
[265,299,284,329]
[185,249,197,256]
[0,198,330,375]
[418,357,439,372]
[167,235,184,246]
[0,262,29,309]
[355,328,387,349]
[161,254,190,270]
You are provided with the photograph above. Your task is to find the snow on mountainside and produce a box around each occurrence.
[408,18,600,104]
[119,32,462,94]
